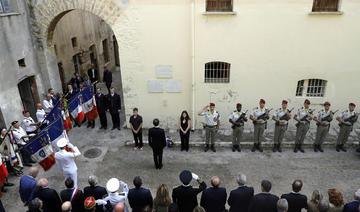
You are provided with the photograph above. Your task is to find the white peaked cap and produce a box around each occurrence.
[106,178,120,192]
[57,138,68,148]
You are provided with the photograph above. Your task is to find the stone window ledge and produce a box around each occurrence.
[0,12,21,17]
[308,11,343,15]
[202,11,237,15]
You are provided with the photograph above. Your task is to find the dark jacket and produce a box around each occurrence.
[60,188,85,212]
[343,200,360,212]
[148,127,166,152]
[200,186,227,212]
[19,176,38,204]
[35,187,62,212]
[95,93,107,114]
[128,187,153,212]
[66,89,78,101]
[106,93,121,114]
[228,186,254,212]
[248,192,279,212]
[172,181,207,212]
[88,68,99,82]
[103,70,112,84]
[281,192,308,212]
[84,185,108,212]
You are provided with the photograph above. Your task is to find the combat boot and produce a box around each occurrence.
[336,145,340,152]
[210,144,216,152]
[232,145,236,152]
[299,145,305,153]
[251,144,257,152]
[237,145,241,152]
[294,145,298,153]
[272,144,277,152]
[258,144,263,152]
[314,145,318,152]
[318,145,324,152]
[340,145,347,152]
[278,144,282,153]
[204,144,209,152]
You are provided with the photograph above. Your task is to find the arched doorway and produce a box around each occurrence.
[17,76,40,120]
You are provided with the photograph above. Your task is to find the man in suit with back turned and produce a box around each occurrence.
[148,119,166,169]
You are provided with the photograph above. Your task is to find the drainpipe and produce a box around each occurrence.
[191,0,196,130]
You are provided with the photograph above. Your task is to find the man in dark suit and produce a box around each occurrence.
[84,175,107,212]
[227,173,254,212]
[88,64,99,86]
[200,176,227,212]
[95,88,108,130]
[60,177,84,212]
[35,178,62,212]
[128,176,153,212]
[343,189,360,212]
[66,84,77,101]
[103,66,112,94]
[148,119,166,169]
[106,87,121,130]
[172,170,207,212]
[281,180,307,212]
[19,167,39,205]
[248,180,279,212]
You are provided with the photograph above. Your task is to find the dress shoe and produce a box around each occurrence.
[87,124,91,128]
[99,126,104,130]
[117,127,121,130]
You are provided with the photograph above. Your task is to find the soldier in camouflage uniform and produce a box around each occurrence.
[272,100,291,152]
[313,101,334,153]
[293,99,313,153]
[336,103,358,152]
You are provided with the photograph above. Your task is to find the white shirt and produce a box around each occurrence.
[273,108,289,125]
[296,107,311,122]
[54,146,81,175]
[22,117,37,132]
[97,181,129,212]
[36,109,46,122]
[12,127,28,145]
[201,110,220,126]
[252,107,269,124]
[43,99,53,113]
[338,110,357,120]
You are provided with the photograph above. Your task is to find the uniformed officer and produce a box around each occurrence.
[22,110,40,134]
[43,94,54,114]
[272,100,291,152]
[198,103,220,152]
[11,121,33,166]
[336,103,358,152]
[250,99,270,152]
[54,138,81,188]
[229,103,247,152]
[313,101,334,153]
[36,104,46,123]
[293,99,313,153]
[95,178,129,212]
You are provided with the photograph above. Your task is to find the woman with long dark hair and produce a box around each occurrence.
[179,110,191,151]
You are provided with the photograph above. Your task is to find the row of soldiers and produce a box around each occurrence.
[200,99,358,153]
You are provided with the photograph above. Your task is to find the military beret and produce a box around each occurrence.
[210,103,215,107]
[236,103,242,107]
[304,99,311,104]
[324,101,331,106]
[349,103,356,107]
[84,196,96,210]
[11,121,18,126]
[179,170,192,185]
[260,99,266,104]
[22,110,29,114]
[282,100,288,104]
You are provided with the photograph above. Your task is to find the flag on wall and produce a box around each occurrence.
[80,86,98,121]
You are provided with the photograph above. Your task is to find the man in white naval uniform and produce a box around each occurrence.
[96,178,129,212]
[54,138,81,188]
[22,110,40,134]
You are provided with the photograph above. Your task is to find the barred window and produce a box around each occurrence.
[205,61,230,83]
[206,0,233,12]
[0,0,12,13]
[312,0,339,12]
[296,79,327,97]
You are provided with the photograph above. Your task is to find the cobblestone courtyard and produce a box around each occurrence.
[3,124,360,211]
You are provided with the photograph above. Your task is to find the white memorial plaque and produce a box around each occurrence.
[156,65,173,78]
[166,80,182,93]
[148,80,164,93]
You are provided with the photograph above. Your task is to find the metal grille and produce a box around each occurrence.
[296,80,305,96]
[306,79,326,97]
[0,0,12,13]
[205,62,230,83]
[206,0,233,12]
[312,0,339,12]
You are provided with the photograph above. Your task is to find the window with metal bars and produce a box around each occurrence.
[204,62,230,83]
[0,0,12,13]
[206,0,233,12]
[295,79,327,97]
[312,0,339,12]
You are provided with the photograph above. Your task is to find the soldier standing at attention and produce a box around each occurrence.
[313,101,333,153]
[198,103,220,152]
[336,103,358,152]
[293,99,313,153]
[272,100,291,152]
[250,99,270,152]
[229,103,247,152]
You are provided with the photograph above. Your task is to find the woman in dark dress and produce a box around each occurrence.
[179,110,191,151]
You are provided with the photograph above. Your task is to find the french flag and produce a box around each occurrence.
[68,94,85,124]
[80,86,98,121]
[62,110,72,133]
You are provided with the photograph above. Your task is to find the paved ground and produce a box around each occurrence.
[3,123,360,211]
